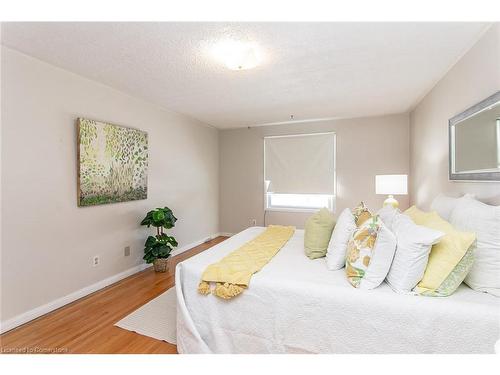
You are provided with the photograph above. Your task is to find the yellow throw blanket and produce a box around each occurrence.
[198,225,295,299]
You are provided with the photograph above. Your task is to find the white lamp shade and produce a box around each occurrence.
[375,175,408,195]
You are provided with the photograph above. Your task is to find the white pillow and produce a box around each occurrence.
[450,197,500,297]
[385,212,444,292]
[326,208,356,270]
[358,220,397,290]
[431,193,474,221]
[377,204,399,231]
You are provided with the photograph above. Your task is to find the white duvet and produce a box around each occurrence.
[176,227,500,354]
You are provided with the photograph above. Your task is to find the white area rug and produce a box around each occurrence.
[115,287,177,344]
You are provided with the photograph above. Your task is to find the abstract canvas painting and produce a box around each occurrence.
[77,118,148,206]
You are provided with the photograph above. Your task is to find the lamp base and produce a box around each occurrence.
[383,195,399,208]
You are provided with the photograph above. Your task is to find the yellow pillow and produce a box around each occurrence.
[304,208,336,259]
[404,206,476,294]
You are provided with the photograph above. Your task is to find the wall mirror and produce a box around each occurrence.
[449,91,500,181]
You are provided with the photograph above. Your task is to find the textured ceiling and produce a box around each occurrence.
[1,22,490,128]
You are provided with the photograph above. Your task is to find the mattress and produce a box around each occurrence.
[176,227,500,353]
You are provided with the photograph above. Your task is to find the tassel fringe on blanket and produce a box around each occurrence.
[198,225,295,300]
[197,281,245,299]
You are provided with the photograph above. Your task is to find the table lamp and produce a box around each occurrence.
[375,174,408,208]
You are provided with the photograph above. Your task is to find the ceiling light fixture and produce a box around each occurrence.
[211,39,262,71]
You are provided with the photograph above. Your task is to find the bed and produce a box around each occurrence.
[176,227,500,354]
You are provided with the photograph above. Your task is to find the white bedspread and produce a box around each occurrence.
[176,227,500,354]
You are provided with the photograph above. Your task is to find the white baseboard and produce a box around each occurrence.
[0,232,222,334]
[169,232,232,257]
[0,263,151,334]
[169,232,225,257]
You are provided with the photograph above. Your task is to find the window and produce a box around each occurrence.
[264,132,336,212]
[497,119,500,168]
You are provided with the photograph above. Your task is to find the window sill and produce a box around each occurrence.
[265,207,331,214]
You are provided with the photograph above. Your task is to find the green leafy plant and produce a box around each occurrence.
[141,207,178,263]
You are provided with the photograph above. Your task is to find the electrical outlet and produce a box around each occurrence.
[251,219,257,226]
[124,246,131,257]
[92,255,100,267]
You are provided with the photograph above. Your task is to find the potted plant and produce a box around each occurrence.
[140,207,178,272]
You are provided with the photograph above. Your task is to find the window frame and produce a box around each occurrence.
[263,132,336,213]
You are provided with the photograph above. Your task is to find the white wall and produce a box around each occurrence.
[1,47,219,323]
[410,25,500,209]
[219,114,410,234]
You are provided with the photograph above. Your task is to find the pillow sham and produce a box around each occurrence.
[345,215,396,289]
[326,208,357,270]
[382,208,445,293]
[430,193,474,221]
[405,206,476,296]
[304,208,336,259]
[450,197,500,297]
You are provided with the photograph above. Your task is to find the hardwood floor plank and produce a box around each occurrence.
[0,236,228,354]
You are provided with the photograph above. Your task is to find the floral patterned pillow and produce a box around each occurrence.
[416,246,475,297]
[345,215,397,289]
[352,201,372,227]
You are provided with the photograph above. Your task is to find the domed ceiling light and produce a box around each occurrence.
[210,39,262,71]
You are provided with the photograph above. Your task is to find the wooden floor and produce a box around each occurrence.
[0,236,228,354]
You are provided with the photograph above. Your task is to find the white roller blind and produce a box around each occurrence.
[264,133,335,195]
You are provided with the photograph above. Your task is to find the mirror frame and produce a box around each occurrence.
[449,90,500,181]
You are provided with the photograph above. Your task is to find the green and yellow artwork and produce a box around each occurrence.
[77,118,148,206]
